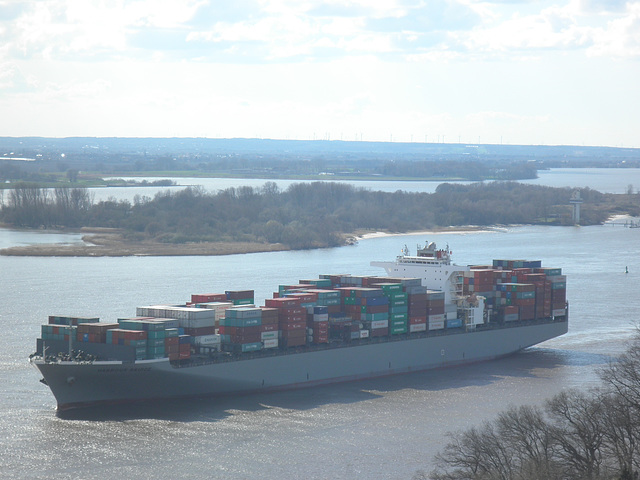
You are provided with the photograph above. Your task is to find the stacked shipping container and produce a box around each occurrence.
[38,258,566,363]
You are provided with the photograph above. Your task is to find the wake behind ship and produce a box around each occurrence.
[30,243,568,410]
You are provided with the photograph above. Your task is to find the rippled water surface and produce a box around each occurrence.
[2,222,639,479]
[1,168,639,479]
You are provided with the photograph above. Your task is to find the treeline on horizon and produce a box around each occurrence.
[1,181,638,249]
[0,154,541,184]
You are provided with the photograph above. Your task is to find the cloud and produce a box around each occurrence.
[586,2,640,57]
[2,0,639,66]
[452,1,640,59]
[577,0,628,14]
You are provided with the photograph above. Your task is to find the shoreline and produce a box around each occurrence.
[356,225,500,239]
[0,226,499,257]
[0,231,290,257]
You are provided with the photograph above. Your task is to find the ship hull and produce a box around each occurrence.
[34,320,567,410]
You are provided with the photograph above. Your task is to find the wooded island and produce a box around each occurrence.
[1,181,638,256]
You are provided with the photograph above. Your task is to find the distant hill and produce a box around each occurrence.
[1,137,639,163]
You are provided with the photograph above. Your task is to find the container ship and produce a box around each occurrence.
[30,243,568,411]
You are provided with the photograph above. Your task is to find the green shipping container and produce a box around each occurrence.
[390,318,408,328]
[363,312,389,321]
[390,325,408,335]
[165,328,179,338]
[241,342,262,352]
[232,298,254,305]
[388,305,408,314]
[318,298,341,306]
[516,291,535,299]
[387,291,408,301]
[379,284,403,293]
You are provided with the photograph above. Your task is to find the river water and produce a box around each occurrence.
[1,170,639,479]
[93,167,640,202]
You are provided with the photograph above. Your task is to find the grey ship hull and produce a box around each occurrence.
[34,321,567,410]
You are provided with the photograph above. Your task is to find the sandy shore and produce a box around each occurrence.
[356,225,500,239]
[0,231,290,257]
[0,226,500,257]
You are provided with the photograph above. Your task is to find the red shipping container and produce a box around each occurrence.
[184,326,216,336]
[260,316,279,326]
[520,305,535,320]
[279,315,305,324]
[362,305,388,314]
[286,292,318,303]
[265,297,301,308]
[327,305,342,314]
[236,325,261,335]
[283,336,306,347]
[261,323,278,332]
[280,321,306,331]
[409,316,427,325]
[278,307,306,316]
[408,309,427,319]
[408,293,427,302]
[191,293,227,303]
[232,333,261,343]
[226,290,254,300]
[371,327,389,337]
[426,299,445,307]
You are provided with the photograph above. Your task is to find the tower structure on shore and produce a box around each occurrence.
[570,190,583,224]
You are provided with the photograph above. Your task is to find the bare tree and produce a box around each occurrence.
[545,389,606,479]
[598,390,640,475]
[600,338,640,414]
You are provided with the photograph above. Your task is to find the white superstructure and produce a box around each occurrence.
[371,241,485,325]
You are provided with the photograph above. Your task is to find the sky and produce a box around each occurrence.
[0,0,639,147]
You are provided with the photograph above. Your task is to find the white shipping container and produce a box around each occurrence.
[194,334,221,346]
[409,323,427,333]
[548,275,567,283]
[263,338,279,349]
[371,319,389,329]
[261,331,278,341]
[149,318,180,329]
[136,305,178,317]
[552,308,566,317]
[177,307,215,320]
[428,314,446,322]
[428,320,445,330]
[180,317,216,329]
[196,301,233,312]
[359,329,370,339]
[313,313,329,322]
